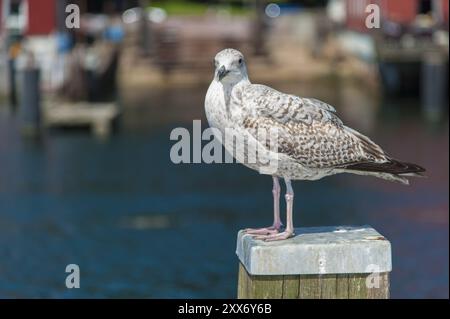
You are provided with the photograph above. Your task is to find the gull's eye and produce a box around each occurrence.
[238,58,243,65]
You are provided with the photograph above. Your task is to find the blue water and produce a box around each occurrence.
[0,84,448,298]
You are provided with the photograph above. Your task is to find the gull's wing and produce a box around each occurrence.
[241,84,388,169]
[243,84,342,127]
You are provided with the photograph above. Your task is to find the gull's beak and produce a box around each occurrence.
[217,66,229,81]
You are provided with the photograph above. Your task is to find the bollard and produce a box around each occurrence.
[421,51,447,122]
[8,58,17,108]
[19,66,41,136]
[236,226,391,299]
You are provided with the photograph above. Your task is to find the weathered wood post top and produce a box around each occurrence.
[236,226,392,299]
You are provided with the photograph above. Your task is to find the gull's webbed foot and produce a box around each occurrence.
[253,230,295,242]
[244,227,279,236]
[244,222,282,235]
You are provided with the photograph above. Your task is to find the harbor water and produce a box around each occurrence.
[0,80,448,298]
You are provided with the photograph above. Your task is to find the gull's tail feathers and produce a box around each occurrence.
[342,159,426,185]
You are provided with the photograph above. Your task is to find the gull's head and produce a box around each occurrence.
[213,48,248,84]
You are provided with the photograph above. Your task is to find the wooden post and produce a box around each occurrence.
[8,58,18,108]
[19,64,41,136]
[236,226,391,299]
[421,51,447,122]
[139,0,151,56]
[253,0,268,57]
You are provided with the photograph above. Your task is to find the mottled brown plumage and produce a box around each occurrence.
[239,84,425,183]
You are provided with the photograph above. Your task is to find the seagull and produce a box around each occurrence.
[204,48,425,241]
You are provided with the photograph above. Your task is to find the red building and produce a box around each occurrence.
[1,0,139,37]
[346,0,449,33]
[0,0,57,36]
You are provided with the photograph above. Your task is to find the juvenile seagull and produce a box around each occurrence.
[204,48,425,241]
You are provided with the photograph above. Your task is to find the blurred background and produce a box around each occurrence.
[0,0,448,298]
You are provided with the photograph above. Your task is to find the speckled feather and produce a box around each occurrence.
[241,84,387,169]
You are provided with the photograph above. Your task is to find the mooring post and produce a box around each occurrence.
[421,51,447,122]
[236,226,391,299]
[19,56,41,136]
[8,58,18,108]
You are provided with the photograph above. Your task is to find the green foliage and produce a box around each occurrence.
[149,1,251,16]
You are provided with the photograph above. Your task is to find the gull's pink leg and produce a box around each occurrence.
[245,176,283,235]
[254,178,295,241]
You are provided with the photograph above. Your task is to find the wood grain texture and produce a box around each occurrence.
[348,274,368,299]
[237,263,248,299]
[336,274,349,299]
[249,276,284,299]
[237,262,390,299]
[319,275,337,299]
[282,275,299,299]
[298,275,321,299]
[367,272,390,299]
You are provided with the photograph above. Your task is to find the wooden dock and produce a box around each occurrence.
[42,101,120,138]
[236,226,391,299]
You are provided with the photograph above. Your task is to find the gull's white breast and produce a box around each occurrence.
[204,80,295,176]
